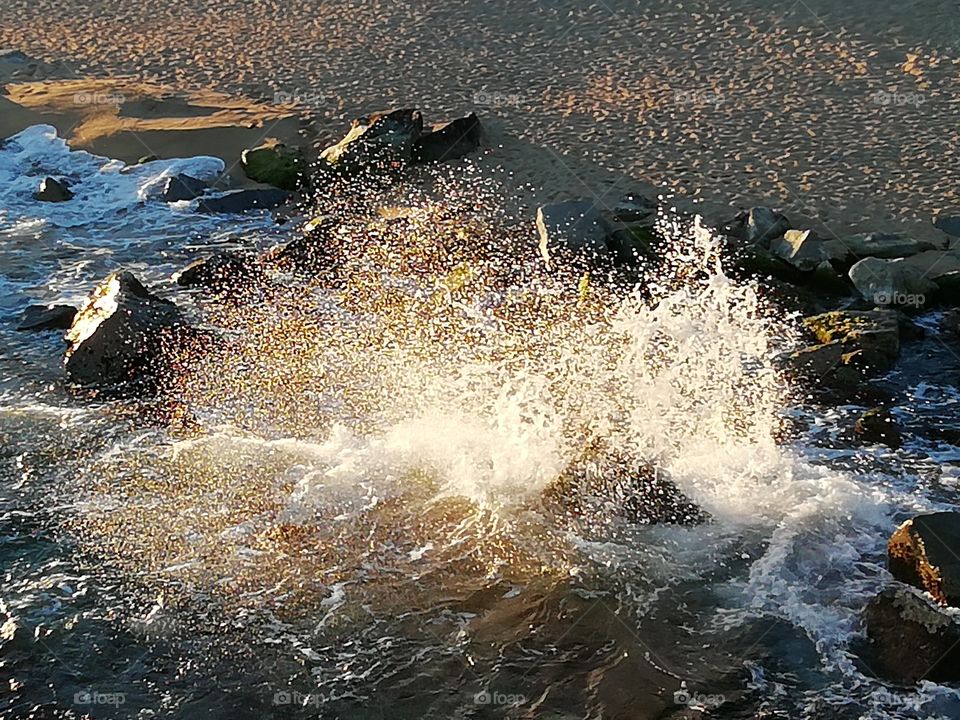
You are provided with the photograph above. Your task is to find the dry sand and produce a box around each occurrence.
[1,0,958,239]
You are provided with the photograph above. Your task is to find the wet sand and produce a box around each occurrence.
[2,0,959,240]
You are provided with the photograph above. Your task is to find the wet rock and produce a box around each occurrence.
[137,154,159,164]
[536,200,616,267]
[241,141,303,190]
[849,257,938,309]
[264,216,342,274]
[863,584,960,684]
[35,176,72,202]
[826,232,940,265]
[411,112,482,163]
[161,173,210,202]
[769,229,844,272]
[889,512,960,606]
[610,193,658,223]
[316,108,423,178]
[808,260,850,295]
[196,188,291,214]
[933,214,960,237]
[16,304,76,331]
[63,271,188,386]
[853,407,902,448]
[173,251,266,294]
[803,309,900,361]
[542,441,706,526]
[743,207,790,246]
[785,342,868,389]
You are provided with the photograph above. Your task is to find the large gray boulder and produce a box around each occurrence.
[825,232,939,265]
[536,200,615,267]
[64,271,187,386]
[849,257,938,308]
[889,513,960,606]
[863,584,960,684]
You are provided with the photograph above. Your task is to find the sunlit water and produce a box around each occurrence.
[3,126,960,719]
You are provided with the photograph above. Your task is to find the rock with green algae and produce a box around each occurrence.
[802,309,900,358]
[240,141,304,190]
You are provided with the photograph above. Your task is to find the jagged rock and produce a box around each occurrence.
[63,271,188,386]
[785,342,868,388]
[849,257,938,309]
[863,584,960,684]
[161,174,210,202]
[933,214,960,237]
[825,232,940,265]
[803,309,900,361]
[542,441,706,526]
[264,216,341,274]
[744,207,789,246]
[411,113,482,163]
[241,141,303,190]
[610,193,658,223]
[196,188,290,214]
[16,304,76,331]
[316,108,423,178]
[35,177,72,202]
[889,513,960,606]
[769,229,841,272]
[536,200,615,267]
[173,251,266,294]
[854,407,902,448]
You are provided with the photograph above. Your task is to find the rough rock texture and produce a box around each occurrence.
[63,271,187,386]
[35,176,72,202]
[240,141,303,190]
[827,232,939,265]
[611,193,657,222]
[889,513,960,606]
[173,251,265,294]
[863,584,960,684]
[769,228,836,271]
[161,173,210,202]
[854,407,902,448]
[803,309,900,359]
[934,214,960,237]
[849,257,938,308]
[744,206,789,246]
[16,303,76,331]
[411,112,482,163]
[316,108,423,177]
[196,188,290,214]
[536,200,615,267]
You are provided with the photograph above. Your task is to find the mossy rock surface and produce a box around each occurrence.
[241,142,303,190]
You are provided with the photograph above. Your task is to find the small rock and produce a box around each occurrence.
[161,174,211,202]
[769,229,834,272]
[64,271,189,386]
[863,584,960,684]
[316,108,423,177]
[934,214,960,237]
[16,304,77,331]
[785,342,867,388]
[849,257,938,309]
[35,177,72,202]
[889,512,960,606]
[744,207,790,246]
[536,200,615,267]
[411,112,482,163]
[137,154,159,164]
[241,141,303,190]
[853,407,902,448]
[173,251,265,294]
[196,189,291,214]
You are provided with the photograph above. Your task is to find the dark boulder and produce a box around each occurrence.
[853,407,902,448]
[16,304,77,331]
[862,584,960,684]
[173,251,266,295]
[35,177,73,202]
[240,141,303,190]
[315,108,423,178]
[411,113,482,163]
[63,271,189,387]
[889,512,960,606]
[732,207,789,247]
[933,214,960,237]
[536,200,615,268]
[161,174,211,202]
[542,441,706,527]
[196,188,291,214]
